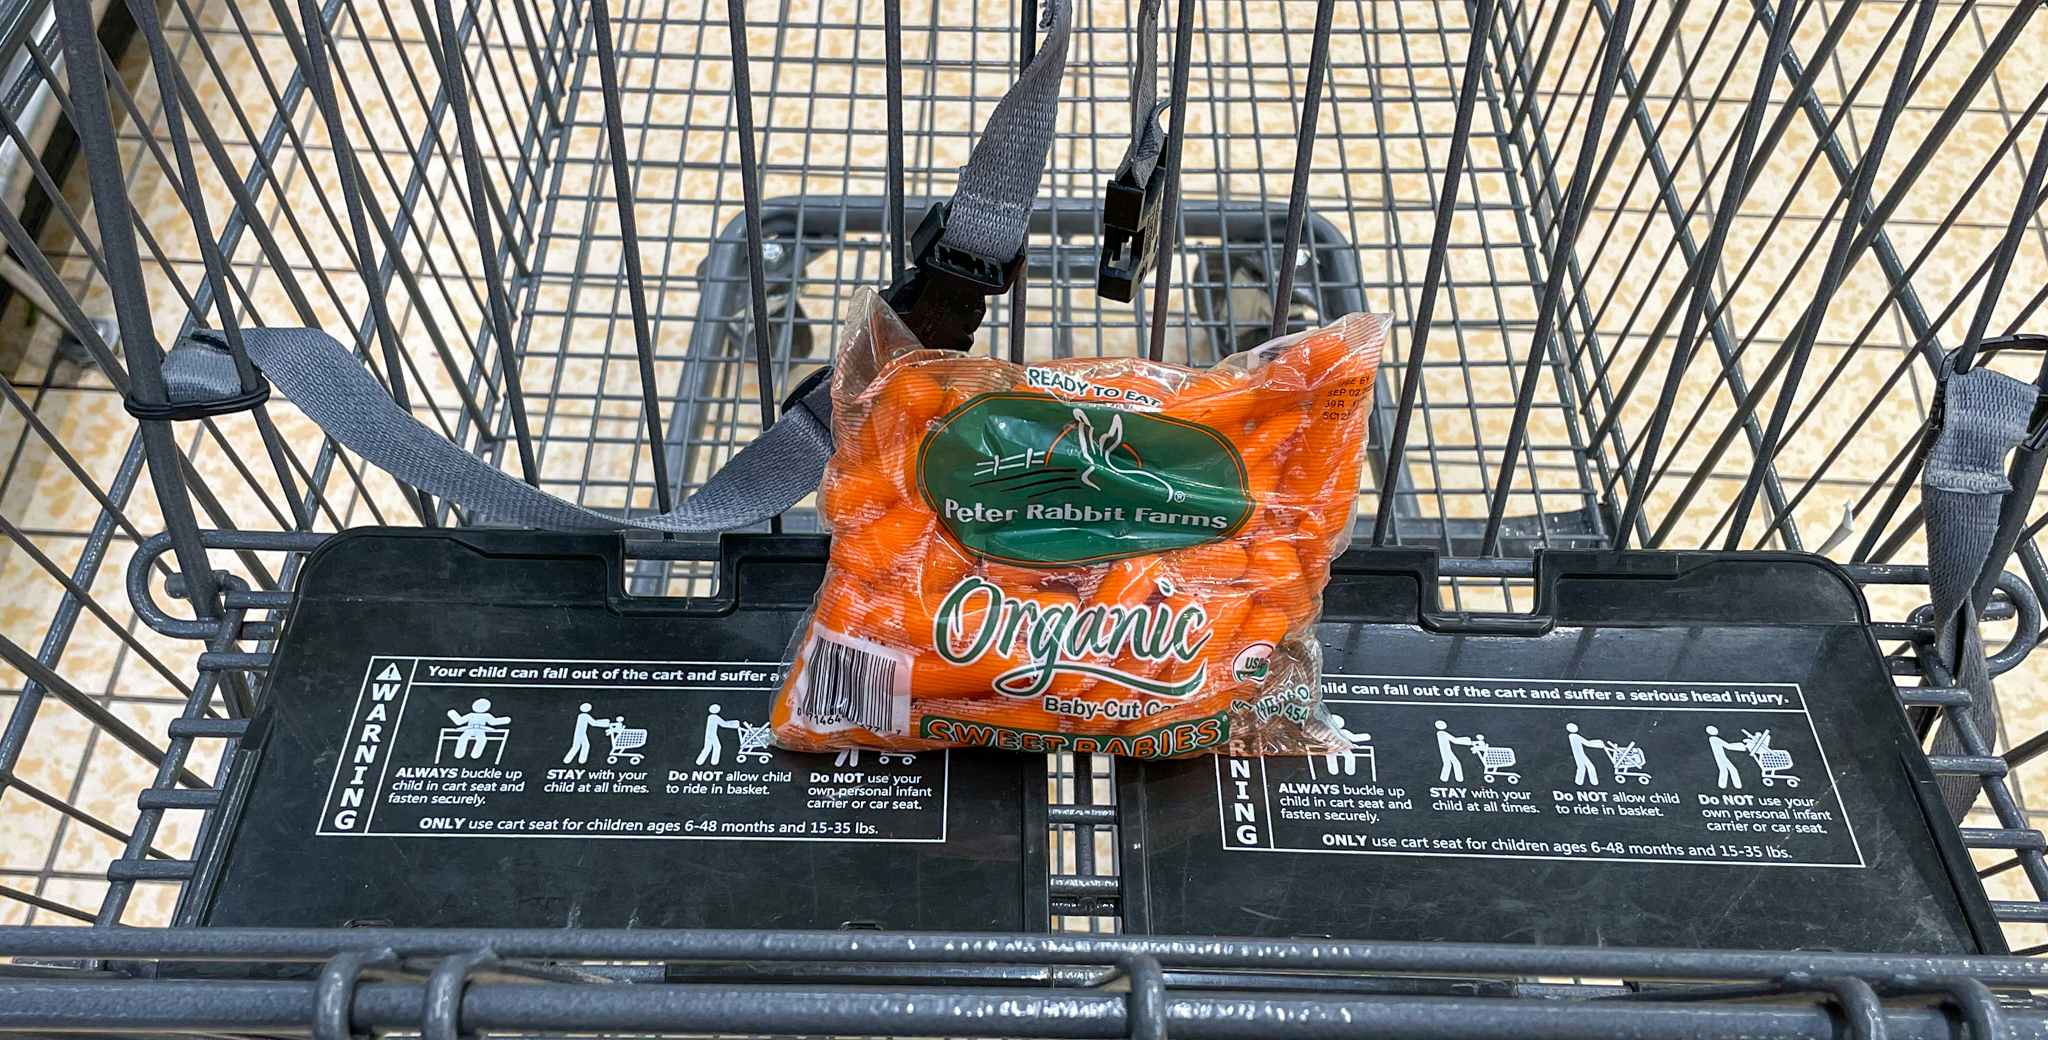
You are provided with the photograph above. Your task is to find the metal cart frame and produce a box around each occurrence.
[3,0,2048,1034]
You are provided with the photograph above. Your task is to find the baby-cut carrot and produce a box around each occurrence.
[821,462,899,527]
[874,366,950,430]
[853,527,977,645]
[834,504,932,584]
[1248,539,1304,588]
[1259,580,1320,628]
[1172,540,1250,584]
[1093,555,1167,610]
[809,573,870,633]
[1167,380,1263,430]
[1236,603,1293,653]
[981,559,1061,593]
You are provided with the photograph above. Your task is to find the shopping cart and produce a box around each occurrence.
[1471,738,1521,785]
[1742,729,1801,788]
[1604,741,1650,785]
[4,0,2048,1033]
[735,722,776,765]
[605,720,648,766]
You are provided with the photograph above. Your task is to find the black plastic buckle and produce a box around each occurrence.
[1097,159,1166,303]
[123,330,272,422]
[908,202,1022,295]
[883,203,1025,351]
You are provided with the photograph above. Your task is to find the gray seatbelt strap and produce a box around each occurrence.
[933,0,1073,264]
[886,0,1073,349]
[151,5,1083,529]
[160,328,832,532]
[1122,0,1168,187]
[1922,362,2037,820]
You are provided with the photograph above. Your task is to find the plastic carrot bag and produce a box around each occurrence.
[771,287,1387,758]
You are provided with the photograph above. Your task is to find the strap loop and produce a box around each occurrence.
[886,0,1072,348]
[779,362,836,427]
[129,331,272,421]
[1921,345,2042,820]
[1099,0,1170,301]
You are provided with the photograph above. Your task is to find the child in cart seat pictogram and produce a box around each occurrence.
[439,699,510,764]
[1310,715,1373,779]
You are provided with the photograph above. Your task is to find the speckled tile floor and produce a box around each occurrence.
[1,0,2045,948]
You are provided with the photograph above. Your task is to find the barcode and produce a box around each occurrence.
[792,628,911,735]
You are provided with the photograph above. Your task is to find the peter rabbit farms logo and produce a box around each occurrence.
[917,393,1253,566]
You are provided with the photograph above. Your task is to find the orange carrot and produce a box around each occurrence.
[834,505,932,584]
[1172,541,1250,584]
[1093,555,1167,610]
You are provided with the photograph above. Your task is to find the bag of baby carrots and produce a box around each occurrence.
[771,287,1388,758]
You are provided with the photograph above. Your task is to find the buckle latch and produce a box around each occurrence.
[1097,158,1166,303]
[884,203,1025,351]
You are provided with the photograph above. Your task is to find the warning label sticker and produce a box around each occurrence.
[317,656,948,842]
[1215,674,1864,867]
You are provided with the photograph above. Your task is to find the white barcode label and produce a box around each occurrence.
[791,626,912,736]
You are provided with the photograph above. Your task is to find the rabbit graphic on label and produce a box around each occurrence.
[1069,407,1183,502]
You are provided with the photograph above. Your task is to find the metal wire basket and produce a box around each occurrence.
[3,0,2048,1034]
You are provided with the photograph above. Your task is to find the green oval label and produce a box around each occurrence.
[917,392,1254,566]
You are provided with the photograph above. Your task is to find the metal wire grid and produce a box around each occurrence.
[0,0,564,928]
[0,0,2044,1031]
[581,0,1619,569]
